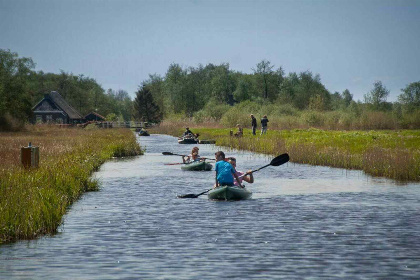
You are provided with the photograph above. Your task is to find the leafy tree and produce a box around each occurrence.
[364,81,390,110]
[329,92,343,110]
[279,71,330,110]
[0,49,35,130]
[106,113,118,121]
[144,74,166,116]
[253,60,275,100]
[342,89,353,107]
[164,63,187,113]
[134,85,162,123]
[233,74,256,102]
[398,81,420,112]
[210,63,235,105]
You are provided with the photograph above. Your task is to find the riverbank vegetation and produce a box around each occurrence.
[152,124,420,182]
[138,61,419,130]
[0,126,142,243]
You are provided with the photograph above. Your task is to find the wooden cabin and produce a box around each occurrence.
[32,91,83,124]
[84,112,106,122]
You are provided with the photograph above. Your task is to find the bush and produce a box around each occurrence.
[357,111,396,130]
[194,99,230,122]
[300,111,325,127]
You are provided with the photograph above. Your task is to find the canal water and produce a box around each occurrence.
[1,134,419,279]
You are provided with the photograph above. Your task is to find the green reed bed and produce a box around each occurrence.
[151,125,420,182]
[0,126,142,243]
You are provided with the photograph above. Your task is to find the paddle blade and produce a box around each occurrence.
[270,153,289,166]
[162,152,174,155]
[177,193,198,198]
[177,188,211,199]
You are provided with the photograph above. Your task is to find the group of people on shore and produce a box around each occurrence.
[232,115,269,137]
[251,114,269,135]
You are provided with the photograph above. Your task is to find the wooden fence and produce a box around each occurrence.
[96,121,146,129]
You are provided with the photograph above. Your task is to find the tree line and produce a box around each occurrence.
[1,48,419,130]
[136,60,420,127]
[0,49,134,130]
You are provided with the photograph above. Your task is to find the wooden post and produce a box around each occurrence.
[21,142,39,168]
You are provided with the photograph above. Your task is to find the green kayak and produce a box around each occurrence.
[181,161,212,171]
[207,185,252,201]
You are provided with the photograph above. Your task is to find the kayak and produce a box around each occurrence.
[181,161,212,171]
[207,185,252,201]
[139,131,150,136]
[178,137,199,144]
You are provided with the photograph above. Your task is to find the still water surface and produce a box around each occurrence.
[1,134,419,279]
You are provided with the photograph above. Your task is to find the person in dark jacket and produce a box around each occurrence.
[260,115,269,135]
[183,127,193,137]
[250,114,257,135]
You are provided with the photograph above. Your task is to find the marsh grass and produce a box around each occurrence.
[150,124,420,182]
[0,125,142,243]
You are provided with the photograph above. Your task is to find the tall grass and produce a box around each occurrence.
[0,125,142,243]
[187,100,420,130]
[151,124,420,182]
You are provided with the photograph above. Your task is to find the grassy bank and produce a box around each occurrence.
[151,123,420,182]
[0,125,142,243]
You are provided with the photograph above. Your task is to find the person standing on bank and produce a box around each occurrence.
[261,115,269,135]
[250,114,257,135]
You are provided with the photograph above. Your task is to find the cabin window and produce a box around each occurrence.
[56,118,63,124]
[46,115,53,123]
[36,115,42,124]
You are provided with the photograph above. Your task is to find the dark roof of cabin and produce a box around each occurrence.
[33,91,82,119]
[49,91,82,119]
[85,111,106,120]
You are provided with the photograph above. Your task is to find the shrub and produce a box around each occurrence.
[300,111,325,127]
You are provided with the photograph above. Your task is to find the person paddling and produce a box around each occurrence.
[228,157,254,186]
[183,127,193,137]
[214,151,243,188]
[183,146,201,163]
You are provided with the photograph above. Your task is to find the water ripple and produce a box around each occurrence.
[1,134,419,279]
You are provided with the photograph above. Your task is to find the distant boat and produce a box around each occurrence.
[178,134,199,144]
[138,130,150,136]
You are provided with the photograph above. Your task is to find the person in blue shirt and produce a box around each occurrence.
[214,151,243,188]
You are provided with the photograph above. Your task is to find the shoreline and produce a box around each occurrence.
[150,125,420,182]
[0,126,142,244]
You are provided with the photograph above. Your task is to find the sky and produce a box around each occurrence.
[1,0,420,102]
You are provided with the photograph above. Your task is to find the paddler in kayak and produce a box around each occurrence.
[183,127,193,137]
[182,147,201,163]
[214,151,243,188]
[228,157,254,186]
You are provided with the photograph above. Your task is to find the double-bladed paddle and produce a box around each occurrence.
[162,152,216,161]
[177,153,290,198]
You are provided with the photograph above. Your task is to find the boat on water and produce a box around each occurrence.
[138,130,150,136]
[181,161,212,171]
[207,185,252,201]
[178,136,199,144]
